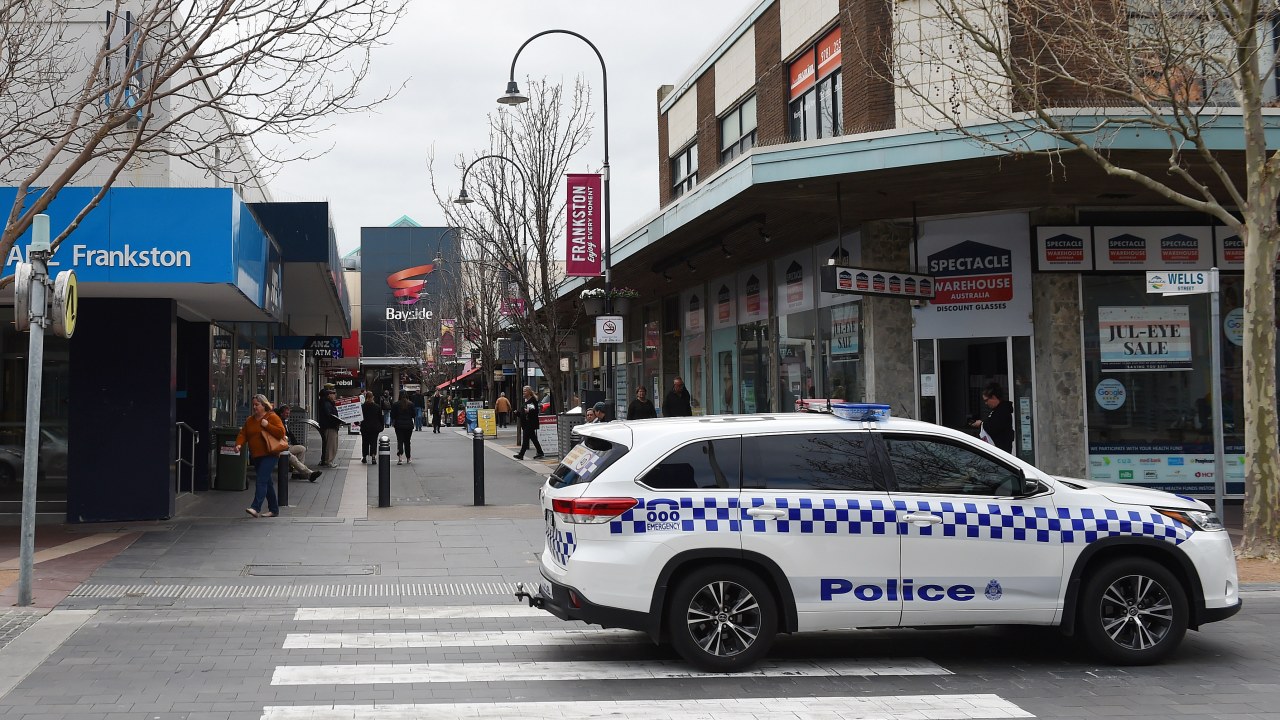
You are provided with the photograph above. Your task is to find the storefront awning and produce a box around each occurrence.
[358,356,422,368]
[437,365,481,388]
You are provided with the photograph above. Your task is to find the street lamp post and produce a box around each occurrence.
[499,29,613,414]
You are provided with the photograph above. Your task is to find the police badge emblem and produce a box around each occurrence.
[984,579,1003,601]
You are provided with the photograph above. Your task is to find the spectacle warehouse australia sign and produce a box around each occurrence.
[565,174,602,277]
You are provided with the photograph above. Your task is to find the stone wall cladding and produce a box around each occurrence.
[841,0,896,133]
[861,220,916,415]
[697,68,719,185]
[1032,271,1087,477]
[658,112,671,208]
[755,2,789,146]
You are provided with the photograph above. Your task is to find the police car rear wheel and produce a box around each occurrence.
[1080,557,1187,665]
[668,565,777,672]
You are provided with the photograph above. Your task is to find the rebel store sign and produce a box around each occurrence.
[927,240,1013,307]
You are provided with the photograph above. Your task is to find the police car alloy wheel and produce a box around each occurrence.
[1078,557,1188,665]
[668,564,777,672]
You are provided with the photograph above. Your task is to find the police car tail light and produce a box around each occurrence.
[1156,508,1224,531]
[552,497,636,524]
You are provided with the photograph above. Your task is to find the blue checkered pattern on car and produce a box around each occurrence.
[547,521,576,566]
[604,496,1192,545]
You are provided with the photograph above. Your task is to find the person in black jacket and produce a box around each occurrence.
[360,391,384,464]
[971,382,1015,453]
[513,385,545,460]
[627,386,657,420]
[429,391,443,433]
[663,377,693,417]
[390,394,416,464]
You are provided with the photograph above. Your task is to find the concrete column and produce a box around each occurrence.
[860,220,917,417]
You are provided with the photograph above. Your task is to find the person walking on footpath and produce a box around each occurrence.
[970,382,1015,454]
[627,386,657,420]
[513,385,545,460]
[412,389,426,431]
[381,390,393,427]
[317,388,341,466]
[495,391,512,429]
[360,391,384,464]
[664,376,693,417]
[430,390,443,433]
[391,393,416,464]
[275,405,322,482]
[235,394,286,518]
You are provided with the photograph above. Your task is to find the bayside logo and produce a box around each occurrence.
[385,307,434,321]
[386,264,434,305]
[927,240,1013,306]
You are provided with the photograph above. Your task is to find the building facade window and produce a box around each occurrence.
[789,26,842,142]
[1128,9,1278,106]
[671,143,698,198]
[720,95,758,162]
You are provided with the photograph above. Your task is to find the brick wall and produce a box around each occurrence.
[754,2,788,146]
[658,110,671,208]
[841,0,895,132]
[696,68,718,185]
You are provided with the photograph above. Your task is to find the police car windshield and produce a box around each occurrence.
[549,436,629,488]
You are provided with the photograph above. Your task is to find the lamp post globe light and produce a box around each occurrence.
[500,29,613,413]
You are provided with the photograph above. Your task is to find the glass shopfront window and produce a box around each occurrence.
[0,308,70,510]
[211,326,233,426]
[712,326,738,414]
[738,320,772,414]
[1083,275,1223,494]
[819,300,864,405]
[778,312,816,410]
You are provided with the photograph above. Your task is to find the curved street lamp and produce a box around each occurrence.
[500,29,613,413]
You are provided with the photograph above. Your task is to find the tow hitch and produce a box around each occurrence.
[514,581,546,609]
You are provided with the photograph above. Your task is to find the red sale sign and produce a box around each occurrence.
[566,174,602,277]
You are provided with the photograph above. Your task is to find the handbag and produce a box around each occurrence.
[264,430,290,455]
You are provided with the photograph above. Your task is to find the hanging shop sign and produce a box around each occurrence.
[440,318,456,357]
[1094,227,1211,271]
[1034,227,1093,271]
[819,265,934,300]
[1098,305,1192,371]
[565,173,602,277]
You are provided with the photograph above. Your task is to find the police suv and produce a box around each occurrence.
[517,405,1240,672]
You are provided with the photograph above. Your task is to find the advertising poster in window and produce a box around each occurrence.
[831,303,860,358]
[1098,306,1192,371]
[1093,227,1211,271]
[816,234,862,308]
[911,213,1032,339]
[711,275,736,330]
[737,263,769,321]
[1035,226,1093,271]
[774,250,813,313]
[681,287,705,333]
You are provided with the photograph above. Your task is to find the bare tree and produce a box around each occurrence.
[427,79,593,411]
[889,0,1278,556]
[0,0,405,281]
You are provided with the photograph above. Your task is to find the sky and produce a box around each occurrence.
[270,1,753,256]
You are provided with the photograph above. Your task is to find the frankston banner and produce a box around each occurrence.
[565,173,602,277]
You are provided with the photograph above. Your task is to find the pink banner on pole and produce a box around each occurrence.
[566,173,602,277]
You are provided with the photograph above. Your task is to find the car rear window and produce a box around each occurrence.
[549,435,629,488]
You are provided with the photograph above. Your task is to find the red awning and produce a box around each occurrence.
[437,365,481,388]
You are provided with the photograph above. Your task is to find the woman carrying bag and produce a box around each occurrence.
[235,394,287,518]
[360,391,385,464]
[390,393,416,464]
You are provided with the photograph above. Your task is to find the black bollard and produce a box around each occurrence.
[277,450,290,508]
[378,434,391,508]
[473,427,485,506]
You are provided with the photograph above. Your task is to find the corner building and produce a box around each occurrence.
[572,0,1274,498]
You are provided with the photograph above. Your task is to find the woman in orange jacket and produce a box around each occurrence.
[235,394,287,518]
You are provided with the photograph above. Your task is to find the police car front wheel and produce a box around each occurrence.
[1079,557,1188,665]
[667,565,777,672]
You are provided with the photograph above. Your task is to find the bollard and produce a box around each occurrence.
[378,434,391,508]
[473,427,485,506]
[277,450,290,508]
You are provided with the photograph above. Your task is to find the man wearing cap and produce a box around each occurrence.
[592,401,608,422]
[317,388,341,466]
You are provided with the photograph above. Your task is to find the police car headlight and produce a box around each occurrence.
[1156,508,1224,531]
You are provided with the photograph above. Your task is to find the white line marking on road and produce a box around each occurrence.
[284,628,645,648]
[294,605,547,621]
[260,694,1031,719]
[271,657,951,685]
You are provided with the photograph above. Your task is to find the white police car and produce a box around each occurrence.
[517,404,1240,672]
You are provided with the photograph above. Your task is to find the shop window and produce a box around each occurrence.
[789,26,842,142]
[671,143,698,198]
[1128,7,1278,106]
[742,432,878,491]
[720,95,758,162]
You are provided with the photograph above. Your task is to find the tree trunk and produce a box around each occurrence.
[1240,222,1280,559]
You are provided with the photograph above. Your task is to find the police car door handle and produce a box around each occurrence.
[902,513,943,526]
[746,507,788,519]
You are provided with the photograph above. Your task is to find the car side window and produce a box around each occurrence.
[639,438,741,490]
[741,432,879,491]
[881,434,1022,496]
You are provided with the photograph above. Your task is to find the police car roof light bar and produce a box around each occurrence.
[831,403,892,421]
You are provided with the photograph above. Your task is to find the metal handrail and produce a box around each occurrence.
[175,422,199,497]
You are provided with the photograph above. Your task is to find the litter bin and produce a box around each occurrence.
[214,426,248,491]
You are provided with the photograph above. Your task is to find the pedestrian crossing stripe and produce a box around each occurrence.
[260,694,1032,719]
[271,657,950,685]
[283,628,646,648]
[293,605,547,621]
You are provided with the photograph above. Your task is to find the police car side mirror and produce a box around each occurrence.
[1017,473,1043,497]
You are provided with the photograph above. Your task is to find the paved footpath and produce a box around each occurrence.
[0,429,1277,719]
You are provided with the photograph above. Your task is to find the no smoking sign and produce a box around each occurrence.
[595,314,624,344]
